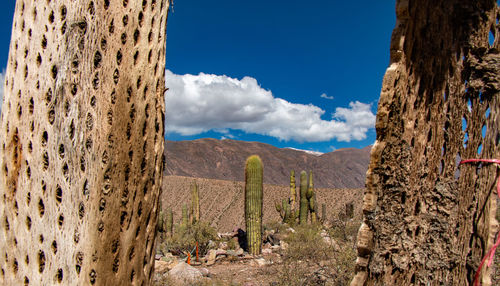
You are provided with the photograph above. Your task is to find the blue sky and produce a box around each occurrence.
[0,1,396,153]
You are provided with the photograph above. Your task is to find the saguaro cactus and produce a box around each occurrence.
[166,208,173,236]
[307,171,318,224]
[0,1,169,285]
[290,170,296,210]
[181,204,189,228]
[191,181,200,224]
[299,171,309,224]
[244,155,263,255]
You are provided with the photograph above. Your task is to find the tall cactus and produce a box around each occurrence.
[290,170,297,211]
[308,171,318,224]
[166,208,174,236]
[299,170,309,224]
[181,204,189,228]
[191,181,200,224]
[245,155,263,255]
[158,210,166,233]
[321,203,327,224]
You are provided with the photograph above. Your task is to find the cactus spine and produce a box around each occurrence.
[299,170,309,224]
[191,181,200,224]
[245,155,264,255]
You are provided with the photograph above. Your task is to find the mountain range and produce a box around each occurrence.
[164,138,371,189]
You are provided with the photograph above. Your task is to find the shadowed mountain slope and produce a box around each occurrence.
[165,138,371,188]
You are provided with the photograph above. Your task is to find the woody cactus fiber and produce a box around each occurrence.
[299,170,309,224]
[245,155,264,255]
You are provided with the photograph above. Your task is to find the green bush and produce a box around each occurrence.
[282,224,329,262]
[160,221,217,257]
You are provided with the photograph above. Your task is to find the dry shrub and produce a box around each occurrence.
[159,221,217,256]
[273,222,358,285]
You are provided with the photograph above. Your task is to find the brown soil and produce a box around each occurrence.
[161,175,364,232]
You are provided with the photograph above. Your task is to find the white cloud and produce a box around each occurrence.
[0,71,4,113]
[165,70,375,142]
[320,93,334,100]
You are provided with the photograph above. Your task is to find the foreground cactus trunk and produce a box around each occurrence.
[244,155,263,255]
[0,1,169,285]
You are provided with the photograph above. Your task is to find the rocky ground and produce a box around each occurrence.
[153,226,354,286]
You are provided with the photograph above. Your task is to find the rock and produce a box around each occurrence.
[253,258,269,267]
[154,260,170,274]
[280,241,289,250]
[199,267,210,277]
[287,227,295,233]
[216,249,227,256]
[161,253,175,262]
[169,261,203,284]
[206,249,217,266]
[219,241,228,250]
[155,254,162,260]
[262,248,273,255]
[235,248,244,256]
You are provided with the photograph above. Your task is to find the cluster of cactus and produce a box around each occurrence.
[245,155,264,255]
[277,170,326,225]
[276,170,299,225]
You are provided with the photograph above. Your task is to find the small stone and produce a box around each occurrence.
[254,258,269,266]
[262,248,272,255]
[154,260,170,274]
[280,241,289,250]
[216,249,227,256]
[206,249,217,266]
[169,261,203,284]
[155,254,162,260]
[235,248,244,256]
[199,267,210,277]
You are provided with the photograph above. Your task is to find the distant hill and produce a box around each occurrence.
[164,138,371,188]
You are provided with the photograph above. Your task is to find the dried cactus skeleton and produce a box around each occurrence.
[352,0,499,285]
[0,0,169,285]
